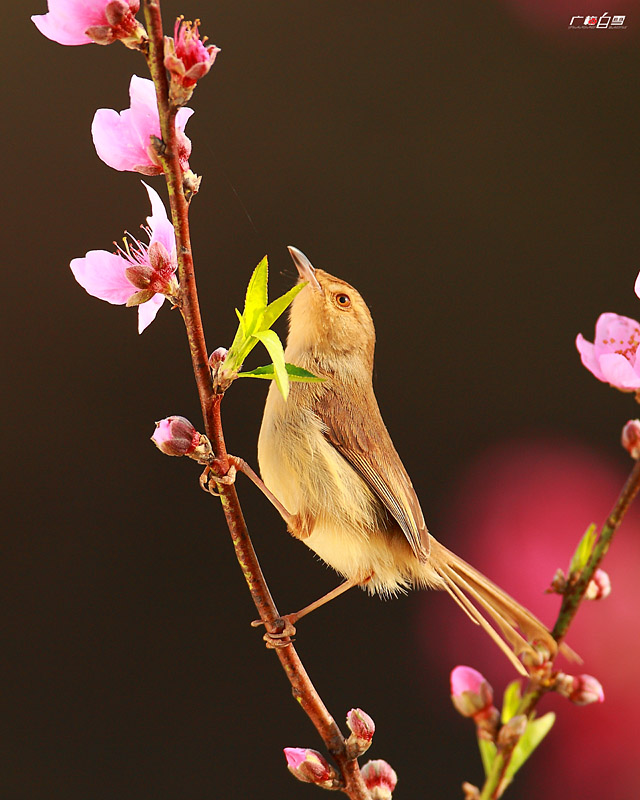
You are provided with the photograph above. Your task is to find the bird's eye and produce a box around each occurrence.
[335,293,351,308]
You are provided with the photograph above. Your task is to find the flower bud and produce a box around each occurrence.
[283,748,338,789]
[621,419,640,459]
[496,714,527,749]
[151,416,199,456]
[450,666,494,718]
[346,708,375,756]
[209,347,228,367]
[360,759,398,800]
[584,568,611,600]
[559,674,605,706]
[547,568,567,595]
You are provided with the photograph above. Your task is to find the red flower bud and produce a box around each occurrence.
[621,419,640,459]
[361,759,398,800]
[584,568,611,600]
[151,416,200,456]
[283,748,337,788]
[346,708,375,756]
[569,674,605,706]
[164,17,220,105]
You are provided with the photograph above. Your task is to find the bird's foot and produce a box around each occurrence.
[251,614,297,649]
[199,463,237,495]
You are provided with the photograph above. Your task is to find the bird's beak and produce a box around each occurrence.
[287,246,322,292]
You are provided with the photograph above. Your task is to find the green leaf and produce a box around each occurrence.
[253,329,289,400]
[262,281,306,330]
[238,363,325,382]
[242,256,269,335]
[504,712,555,781]
[477,737,497,777]
[569,524,597,575]
[501,680,522,724]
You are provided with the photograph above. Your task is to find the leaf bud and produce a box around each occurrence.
[584,568,611,600]
[496,714,527,749]
[283,748,339,789]
[360,759,398,800]
[345,707,375,756]
[621,419,640,459]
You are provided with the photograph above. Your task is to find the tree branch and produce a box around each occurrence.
[477,455,640,799]
[141,3,371,795]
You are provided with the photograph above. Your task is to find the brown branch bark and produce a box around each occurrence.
[141,3,371,796]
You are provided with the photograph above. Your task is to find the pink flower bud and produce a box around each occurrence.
[209,347,228,367]
[151,416,200,456]
[450,666,494,718]
[361,759,398,800]
[621,419,640,459]
[345,708,375,756]
[283,748,337,788]
[568,674,605,706]
[584,568,611,600]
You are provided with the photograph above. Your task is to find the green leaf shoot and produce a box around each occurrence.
[504,712,555,782]
[501,680,522,724]
[253,329,289,400]
[569,523,597,575]
[262,282,306,331]
[478,737,497,777]
[238,363,325,382]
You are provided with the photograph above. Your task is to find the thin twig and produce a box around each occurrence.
[141,3,370,796]
[478,456,640,799]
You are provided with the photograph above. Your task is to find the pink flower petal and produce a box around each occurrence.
[70,250,135,304]
[91,108,154,172]
[598,353,640,391]
[635,272,640,299]
[137,293,165,333]
[142,182,176,259]
[32,0,107,45]
[92,76,193,173]
[576,333,605,382]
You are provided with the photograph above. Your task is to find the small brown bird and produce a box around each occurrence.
[257,247,556,673]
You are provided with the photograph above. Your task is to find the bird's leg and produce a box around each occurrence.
[226,455,312,539]
[253,574,373,648]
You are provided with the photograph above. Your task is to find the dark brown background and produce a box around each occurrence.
[5,1,640,797]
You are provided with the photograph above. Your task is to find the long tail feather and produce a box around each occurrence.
[429,539,558,669]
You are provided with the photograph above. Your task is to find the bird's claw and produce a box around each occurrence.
[251,615,297,649]
[199,463,237,495]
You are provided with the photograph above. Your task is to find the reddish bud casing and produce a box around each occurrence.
[361,759,398,800]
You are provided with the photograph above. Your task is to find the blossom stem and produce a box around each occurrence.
[141,3,370,796]
[477,457,640,798]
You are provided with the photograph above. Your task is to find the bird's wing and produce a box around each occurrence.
[312,383,430,562]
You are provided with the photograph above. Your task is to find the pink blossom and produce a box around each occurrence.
[32,0,141,47]
[92,76,193,174]
[576,313,640,391]
[70,182,177,333]
[164,18,220,90]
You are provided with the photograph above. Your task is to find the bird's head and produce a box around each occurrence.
[285,246,376,370]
